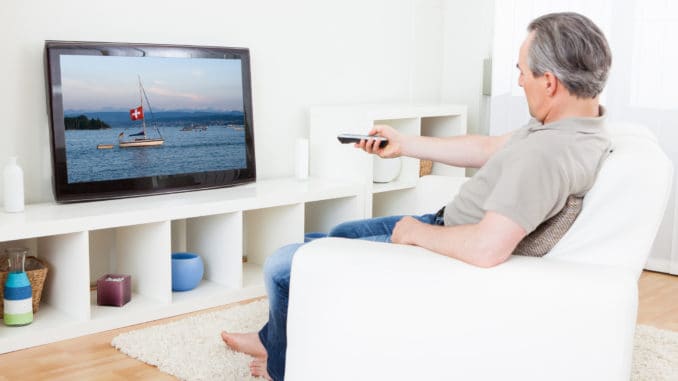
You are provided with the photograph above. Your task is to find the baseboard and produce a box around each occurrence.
[644,257,678,275]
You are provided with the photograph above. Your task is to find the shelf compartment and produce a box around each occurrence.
[372,188,411,217]
[2,233,91,353]
[169,212,243,303]
[305,196,363,234]
[243,262,265,289]
[185,212,243,290]
[38,231,91,322]
[244,204,304,267]
[89,221,172,313]
[421,115,467,177]
[115,221,172,304]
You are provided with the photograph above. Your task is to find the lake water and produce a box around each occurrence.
[65,125,247,183]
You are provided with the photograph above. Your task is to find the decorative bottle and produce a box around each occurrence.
[3,248,33,326]
[3,156,25,213]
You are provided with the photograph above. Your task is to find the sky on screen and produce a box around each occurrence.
[60,55,244,112]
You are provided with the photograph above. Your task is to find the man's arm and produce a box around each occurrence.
[391,212,527,268]
[357,124,514,168]
[402,133,513,168]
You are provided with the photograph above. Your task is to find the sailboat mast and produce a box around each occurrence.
[139,75,147,139]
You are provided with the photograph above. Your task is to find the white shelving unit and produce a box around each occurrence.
[0,177,363,353]
[310,103,467,217]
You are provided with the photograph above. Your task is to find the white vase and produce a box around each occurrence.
[372,157,401,183]
[3,156,25,213]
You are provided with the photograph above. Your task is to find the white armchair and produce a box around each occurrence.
[285,124,673,381]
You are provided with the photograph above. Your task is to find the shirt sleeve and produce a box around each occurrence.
[482,149,569,233]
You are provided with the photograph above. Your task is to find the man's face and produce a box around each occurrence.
[517,33,548,122]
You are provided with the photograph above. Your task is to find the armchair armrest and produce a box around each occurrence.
[286,238,636,381]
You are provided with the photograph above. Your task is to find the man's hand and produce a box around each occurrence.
[391,216,424,245]
[354,124,404,158]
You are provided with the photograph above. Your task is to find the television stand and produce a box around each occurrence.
[0,177,363,353]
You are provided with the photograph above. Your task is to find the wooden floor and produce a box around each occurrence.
[636,270,678,331]
[0,271,676,380]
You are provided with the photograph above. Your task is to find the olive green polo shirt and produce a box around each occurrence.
[443,108,611,233]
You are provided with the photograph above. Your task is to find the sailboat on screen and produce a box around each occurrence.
[118,76,165,148]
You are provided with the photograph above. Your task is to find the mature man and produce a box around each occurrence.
[222,12,612,381]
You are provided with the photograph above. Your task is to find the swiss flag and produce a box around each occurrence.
[129,106,144,121]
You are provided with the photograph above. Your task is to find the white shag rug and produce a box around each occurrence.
[112,299,678,381]
[633,325,678,380]
[112,300,270,381]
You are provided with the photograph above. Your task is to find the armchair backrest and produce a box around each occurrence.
[547,123,673,278]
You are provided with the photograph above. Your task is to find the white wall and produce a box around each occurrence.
[0,0,444,204]
[441,0,495,136]
[604,0,678,274]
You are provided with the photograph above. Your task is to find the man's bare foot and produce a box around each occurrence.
[222,332,272,379]
[221,331,267,358]
[250,358,272,380]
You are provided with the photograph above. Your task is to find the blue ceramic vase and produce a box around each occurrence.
[171,253,204,291]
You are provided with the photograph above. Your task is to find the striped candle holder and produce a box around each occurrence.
[3,271,33,326]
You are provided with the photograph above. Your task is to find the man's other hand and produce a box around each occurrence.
[391,216,422,245]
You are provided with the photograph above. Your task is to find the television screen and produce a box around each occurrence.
[45,41,256,202]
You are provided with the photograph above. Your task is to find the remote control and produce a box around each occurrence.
[337,133,388,148]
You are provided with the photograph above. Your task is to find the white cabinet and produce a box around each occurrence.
[310,104,467,217]
[0,178,363,353]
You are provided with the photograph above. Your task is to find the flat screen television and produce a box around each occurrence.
[45,41,256,203]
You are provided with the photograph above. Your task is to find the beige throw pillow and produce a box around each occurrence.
[512,195,584,257]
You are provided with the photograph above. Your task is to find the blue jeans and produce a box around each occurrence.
[258,212,443,380]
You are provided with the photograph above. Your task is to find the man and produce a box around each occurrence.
[222,12,612,381]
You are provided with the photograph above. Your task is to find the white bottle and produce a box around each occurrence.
[3,156,25,213]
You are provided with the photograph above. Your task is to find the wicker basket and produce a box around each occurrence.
[0,256,48,314]
[419,159,433,177]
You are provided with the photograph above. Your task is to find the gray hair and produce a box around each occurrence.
[527,12,611,98]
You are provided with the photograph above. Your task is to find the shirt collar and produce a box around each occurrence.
[527,105,606,133]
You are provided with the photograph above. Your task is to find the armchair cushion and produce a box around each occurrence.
[512,195,583,257]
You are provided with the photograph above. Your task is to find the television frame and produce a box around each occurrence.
[45,40,256,203]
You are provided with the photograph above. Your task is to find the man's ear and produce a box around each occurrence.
[543,71,558,97]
